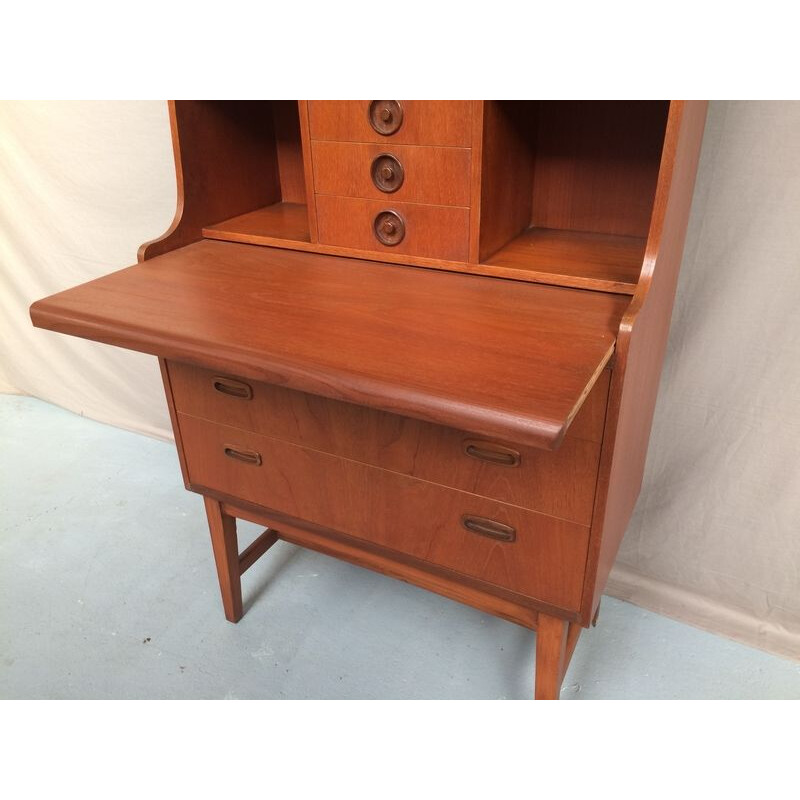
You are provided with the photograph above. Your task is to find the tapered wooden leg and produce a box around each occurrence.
[203,497,243,622]
[535,613,571,700]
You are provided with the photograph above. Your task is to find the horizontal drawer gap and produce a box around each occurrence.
[314,192,470,211]
[310,138,472,150]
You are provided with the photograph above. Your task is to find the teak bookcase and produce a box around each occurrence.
[30,100,707,699]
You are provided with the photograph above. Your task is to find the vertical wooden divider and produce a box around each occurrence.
[298,101,319,243]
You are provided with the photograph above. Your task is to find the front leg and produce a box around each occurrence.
[535,613,581,699]
[204,497,243,622]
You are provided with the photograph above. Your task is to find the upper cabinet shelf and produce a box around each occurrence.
[143,100,672,295]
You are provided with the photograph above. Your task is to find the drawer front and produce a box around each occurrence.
[179,413,589,610]
[308,101,473,147]
[315,195,470,262]
[168,362,606,524]
[311,141,472,207]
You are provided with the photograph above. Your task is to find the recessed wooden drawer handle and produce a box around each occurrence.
[463,439,521,467]
[212,376,253,400]
[461,515,516,542]
[223,445,262,466]
[369,100,403,135]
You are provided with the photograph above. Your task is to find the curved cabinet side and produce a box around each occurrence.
[138,100,282,262]
[581,100,709,622]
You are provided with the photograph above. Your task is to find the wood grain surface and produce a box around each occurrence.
[31,240,628,451]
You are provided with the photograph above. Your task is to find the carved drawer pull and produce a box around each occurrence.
[212,376,253,400]
[371,153,405,193]
[373,210,406,246]
[368,101,403,135]
[463,439,521,467]
[461,515,516,542]
[223,446,262,466]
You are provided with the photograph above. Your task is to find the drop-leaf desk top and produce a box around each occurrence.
[30,239,629,450]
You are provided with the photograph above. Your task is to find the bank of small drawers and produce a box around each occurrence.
[168,361,608,612]
[307,100,473,261]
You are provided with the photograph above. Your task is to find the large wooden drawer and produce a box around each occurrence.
[315,195,470,262]
[178,413,590,610]
[311,141,472,207]
[167,361,607,525]
[307,100,473,147]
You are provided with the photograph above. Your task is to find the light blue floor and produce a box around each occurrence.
[1,394,798,699]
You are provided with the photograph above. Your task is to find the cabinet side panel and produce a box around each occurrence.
[139,101,282,261]
[581,101,708,621]
[273,100,306,204]
[159,357,190,487]
[478,101,535,261]
[298,101,320,243]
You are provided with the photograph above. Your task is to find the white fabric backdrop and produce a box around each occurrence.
[2,100,798,659]
[0,101,175,436]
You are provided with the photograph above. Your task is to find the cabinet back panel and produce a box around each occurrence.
[530,101,670,238]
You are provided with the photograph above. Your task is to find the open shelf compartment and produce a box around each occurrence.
[197,100,312,245]
[483,228,646,294]
[477,100,670,294]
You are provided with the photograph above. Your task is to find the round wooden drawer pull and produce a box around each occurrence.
[371,154,404,193]
[369,101,403,135]
[373,210,405,246]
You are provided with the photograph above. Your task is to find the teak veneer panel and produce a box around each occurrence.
[308,101,473,147]
[168,361,607,524]
[30,240,628,451]
[178,413,591,611]
[311,141,472,207]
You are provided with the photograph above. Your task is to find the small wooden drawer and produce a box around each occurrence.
[315,195,470,262]
[178,413,590,610]
[167,362,607,524]
[308,101,473,147]
[311,141,472,207]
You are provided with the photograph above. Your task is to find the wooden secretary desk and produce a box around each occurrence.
[30,100,707,699]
